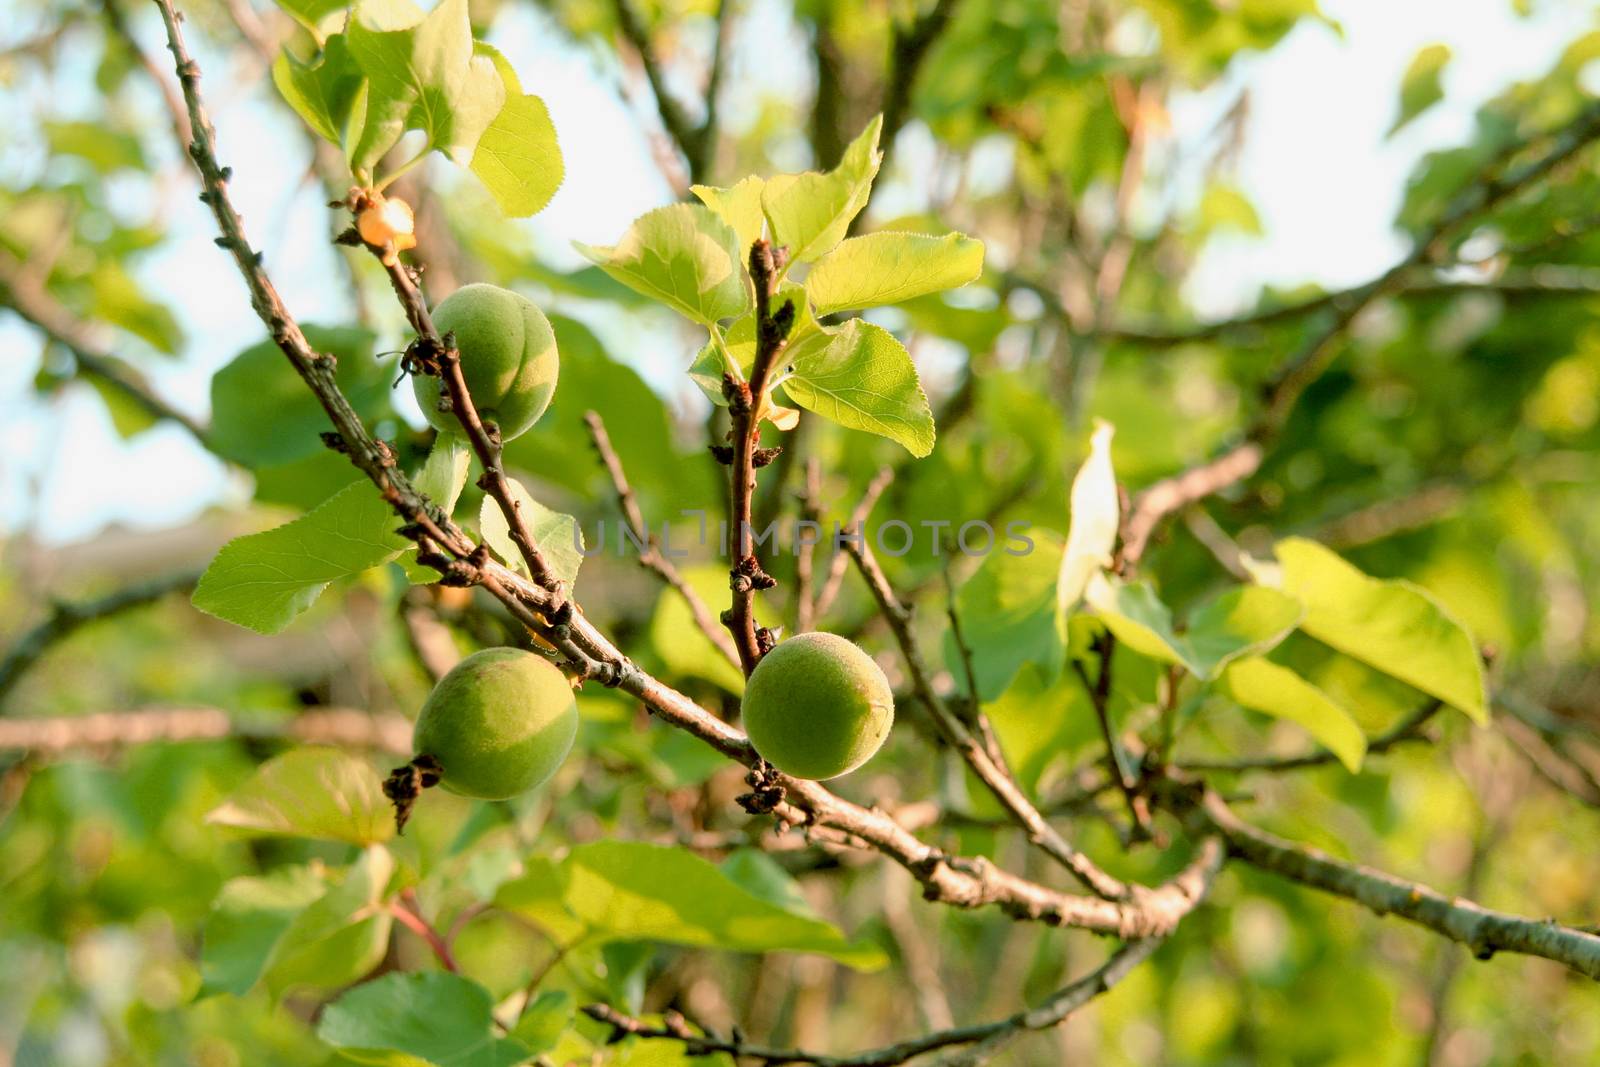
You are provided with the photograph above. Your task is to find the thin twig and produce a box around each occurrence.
[583,935,1169,1066]
[0,571,200,706]
[843,532,1134,901]
[0,706,411,756]
[1119,101,1600,567]
[585,410,740,669]
[391,889,461,973]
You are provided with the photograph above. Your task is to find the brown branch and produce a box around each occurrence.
[842,530,1133,902]
[375,253,564,600]
[723,240,790,674]
[1177,699,1443,775]
[399,591,462,683]
[583,935,1167,1066]
[0,571,199,707]
[1180,788,1600,980]
[0,706,412,756]
[0,248,212,449]
[585,410,740,669]
[1119,100,1600,567]
[153,0,1215,941]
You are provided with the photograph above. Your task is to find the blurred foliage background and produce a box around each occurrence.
[4,0,1600,1064]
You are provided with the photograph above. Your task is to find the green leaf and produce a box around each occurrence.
[272,33,366,146]
[1058,419,1117,616]
[209,325,386,467]
[1086,578,1301,679]
[202,847,395,1001]
[805,231,984,316]
[468,43,563,217]
[205,747,396,845]
[780,319,935,456]
[761,115,882,263]
[45,120,146,173]
[478,479,585,589]
[945,530,1066,701]
[575,204,753,326]
[1270,537,1488,721]
[1390,43,1451,136]
[261,846,396,998]
[318,972,531,1067]
[691,176,766,251]
[88,261,182,354]
[648,564,744,694]
[199,865,326,997]
[509,990,574,1055]
[345,0,504,178]
[495,841,886,969]
[1215,657,1368,772]
[193,437,468,632]
[273,0,349,37]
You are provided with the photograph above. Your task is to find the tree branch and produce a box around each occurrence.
[1118,100,1600,567]
[583,935,1167,1066]
[723,240,791,674]
[0,705,411,756]
[0,248,213,450]
[842,528,1133,901]
[0,571,200,707]
[1181,787,1600,980]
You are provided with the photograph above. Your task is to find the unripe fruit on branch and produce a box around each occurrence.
[414,283,559,442]
[741,632,895,780]
[412,647,578,800]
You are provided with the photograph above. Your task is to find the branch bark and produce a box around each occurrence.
[1182,788,1600,980]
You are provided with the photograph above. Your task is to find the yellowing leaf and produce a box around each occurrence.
[1058,419,1117,616]
[1271,538,1487,722]
[805,231,984,316]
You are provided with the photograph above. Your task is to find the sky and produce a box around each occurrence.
[1,0,1595,547]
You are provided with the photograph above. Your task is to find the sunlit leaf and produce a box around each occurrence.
[575,204,753,325]
[781,318,935,456]
[761,115,883,263]
[206,748,395,845]
[1058,419,1117,617]
[1216,657,1368,772]
[805,231,984,316]
[469,43,563,217]
[1271,538,1487,721]
[495,841,886,969]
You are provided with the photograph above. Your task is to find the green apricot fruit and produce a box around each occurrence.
[414,283,559,441]
[741,632,895,780]
[412,647,578,800]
